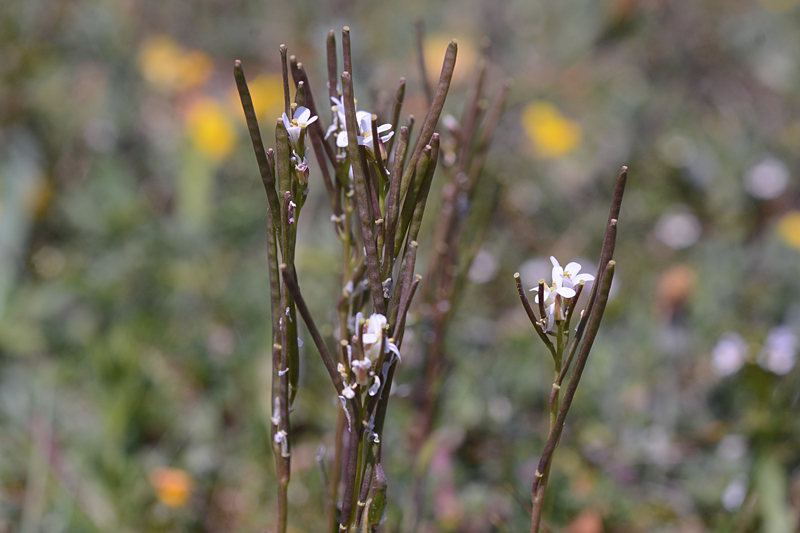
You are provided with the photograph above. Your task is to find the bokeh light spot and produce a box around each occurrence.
[521,101,582,159]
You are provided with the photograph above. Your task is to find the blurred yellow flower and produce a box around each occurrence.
[139,36,183,90]
[149,467,194,507]
[139,35,213,92]
[186,97,236,161]
[777,210,800,250]
[228,73,284,121]
[521,101,582,159]
[179,51,213,91]
[424,34,475,86]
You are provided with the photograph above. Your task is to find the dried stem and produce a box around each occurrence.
[280,264,345,394]
[414,18,433,104]
[514,274,556,356]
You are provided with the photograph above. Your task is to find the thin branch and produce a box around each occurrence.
[342,70,386,316]
[414,18,433,105]
[514,274,555,356]
[233,61,283,237]
[280,264,345,394]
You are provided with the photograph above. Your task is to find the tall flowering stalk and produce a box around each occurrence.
[234,27,457,533]
[515,167,627,533]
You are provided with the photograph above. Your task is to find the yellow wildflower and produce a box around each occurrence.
[777,210,800,250]
[139,35,213,92]
[424,34,475,86]
[228,73,284,120]
[138,36,184,90]
[185,97,236,161]
[149,467,194,508]
[521,101,582,159]
[178,50,213,91]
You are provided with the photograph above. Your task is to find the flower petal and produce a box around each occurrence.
[336,131,349,148]
[574,273,594,283]
[325,123,338,140]
[556,286,576,298]
[386,341,401,362]
[564,262,582,276]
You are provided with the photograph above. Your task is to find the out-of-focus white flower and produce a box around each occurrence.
[716,434,747,461]
[744,157,789,200]
[758,326,797,375]
[711,332,749,377]
[654,205,701,249]
[721,474,748,511]
[336,111,393,158]
[281,106,317,151]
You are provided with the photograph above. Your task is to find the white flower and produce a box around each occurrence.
[711,332,748,377]
[326,97,347,139]
[529,257,593,331]
[758,326,797,375]
[550,256,594,295]
[361,313,400,363]
[362,313,387,362]
[281,106,317,150]
[336,111,393,157]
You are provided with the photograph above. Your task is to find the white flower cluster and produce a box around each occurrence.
[338,313,401,401]
[328,97,393,161]
[281,106,317,181]
[711,326,797,377]
[531,256,594,331]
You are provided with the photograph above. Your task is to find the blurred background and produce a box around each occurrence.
[1,0,800,531]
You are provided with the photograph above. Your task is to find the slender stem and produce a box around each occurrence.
[394,275,421,348]
[385,78,406,156]
[327,30,338,102]
[414,18,433,105]
[280,45,290,115]
[233,61,283,237]
[340,397,361,531]
[401,40,457,194]
[342,71,386,316]
[280,264,345,394]
[326,410,346,533]
[514,274,556,356]
[530,263,616,533]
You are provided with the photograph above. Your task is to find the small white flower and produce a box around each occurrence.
[550,256,594,294]
[362,313,387,362]
[282,106,318,151]
[336,111,393,158]
[529,256,593,331]
[360,313,401,364]
[711,332,748,377]
[351,358,372,385]
[758,326,797,375]
[368,375,381,396]
[326,97,347,139]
